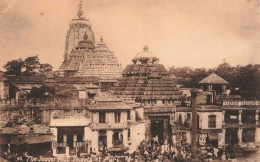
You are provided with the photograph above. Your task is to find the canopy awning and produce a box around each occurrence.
[0,135,55,145]
[26,135,55,144]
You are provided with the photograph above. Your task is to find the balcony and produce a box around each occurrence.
[53,141,90,154]
[223,100,260,106]
[53,142,66,147]
[223,121,258,128]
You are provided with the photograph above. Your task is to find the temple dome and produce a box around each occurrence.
[69,18,92,27]
[132,45,159,64]
[76,32,94,49]
[95,37,109,52]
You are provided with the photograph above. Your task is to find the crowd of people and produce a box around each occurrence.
[1,136,239,162]
[79,136,238,161]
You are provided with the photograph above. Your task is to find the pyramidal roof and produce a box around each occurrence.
[199,73,228,84]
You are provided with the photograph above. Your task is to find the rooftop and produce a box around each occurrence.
[199,73,229,84]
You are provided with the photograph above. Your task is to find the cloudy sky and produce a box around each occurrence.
[0,0,260,70]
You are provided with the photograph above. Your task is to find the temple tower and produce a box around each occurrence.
[63,1,95,62]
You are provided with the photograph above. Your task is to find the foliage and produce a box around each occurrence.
[3,58,25,75]
[3,56,53,76]
[23,56,40,75]
[169,63,260,97]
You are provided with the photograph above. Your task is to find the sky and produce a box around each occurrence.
[0,0,260,71]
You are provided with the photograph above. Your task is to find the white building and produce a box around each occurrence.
[49,93,145,157]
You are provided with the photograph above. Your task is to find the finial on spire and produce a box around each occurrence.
[83,31,88,40]
[77,0,84,19]
[143,45,149,51]
[100,36,103,42]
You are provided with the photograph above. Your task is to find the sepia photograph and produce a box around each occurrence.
[0,0,260,161]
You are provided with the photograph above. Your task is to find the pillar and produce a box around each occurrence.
[255,128,260,143]
[186,131,191,145]
[239,110,242,125]
[207,85,211,91]
[218,129,225,148]
[65,146,69,157]
[256,110,259,125]
[73,134,77,147]
[107,130,113,149]
[222,110,225,125]
[63,135,67,143]
[238,128,242,144]
[172,134,177,145]
[91,131,99,152]
[84,127,92,153]
[191,89,199,161]
[123,129,128,146]
[50,128,58,156]
[222,85,226,94]
[84,127,92,141]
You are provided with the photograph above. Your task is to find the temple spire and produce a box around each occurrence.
[77,0,84,19]
[143,45,149,51]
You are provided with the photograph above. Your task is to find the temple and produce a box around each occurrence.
[111,46,183,142]
[112,45,182,104]
[58,2,123,91]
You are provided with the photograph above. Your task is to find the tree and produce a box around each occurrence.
[3,58,25,75]
[39,63,53,76]
[236,64,260,97]
[4,56,54,76]
[168,66,194,87]
[23,56,40,76]
[189,68,211,88]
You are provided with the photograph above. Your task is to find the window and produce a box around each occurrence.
[127,110,131,120]
[208,115,216,128]
[115,112,121,123]
[112,131,123,145]
[128,129,131,141]
[187,113,191,121]
[99,112,106,123]
[179,114,182,122]
[242,128,255,142]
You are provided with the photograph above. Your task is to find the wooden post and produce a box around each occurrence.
[191,89,200,161]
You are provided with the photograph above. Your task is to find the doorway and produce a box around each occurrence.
[67,135,73,148]
[151,119,164,143]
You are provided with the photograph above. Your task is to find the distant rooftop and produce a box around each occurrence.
[199,73,228,84]
[89,93,131,110]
